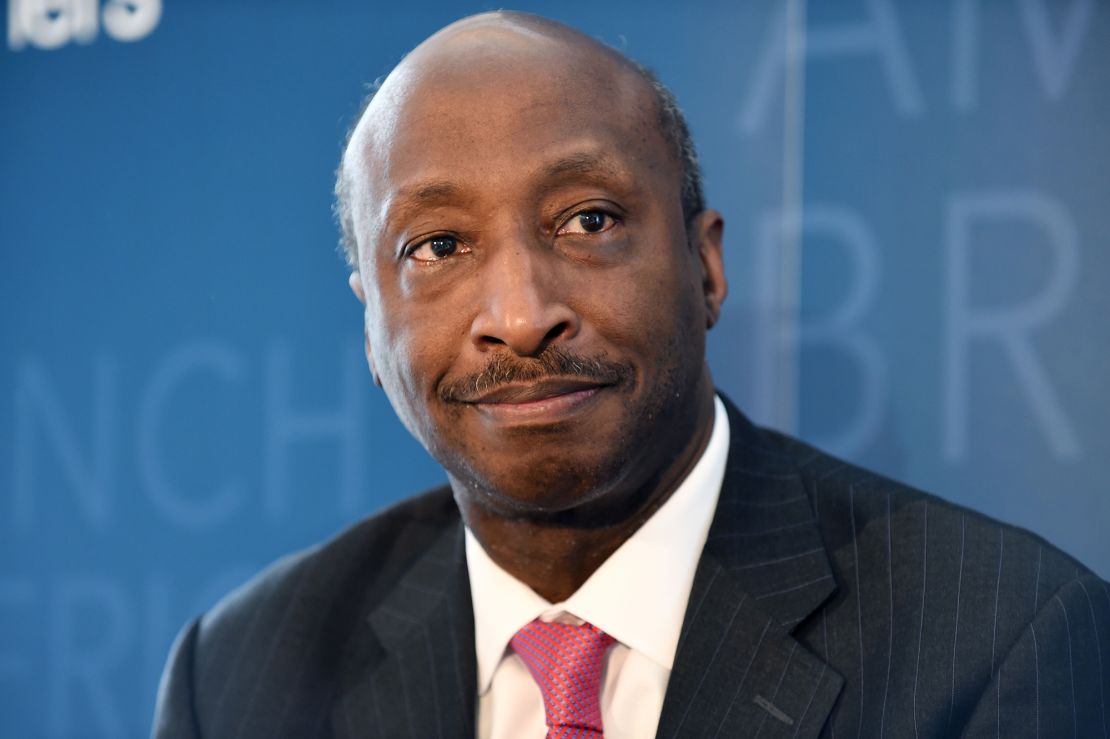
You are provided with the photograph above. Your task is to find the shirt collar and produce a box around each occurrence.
[466,395,730,694]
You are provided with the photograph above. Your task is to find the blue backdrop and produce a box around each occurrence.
[3,1,1108,736]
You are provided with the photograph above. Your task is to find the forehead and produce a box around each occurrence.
[346,29,673,220]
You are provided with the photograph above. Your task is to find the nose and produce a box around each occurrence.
[469,245,578,356]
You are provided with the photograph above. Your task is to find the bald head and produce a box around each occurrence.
[334,11,703,267]
[400,11,636,81]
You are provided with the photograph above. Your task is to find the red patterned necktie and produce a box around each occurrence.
[510,618,617,739]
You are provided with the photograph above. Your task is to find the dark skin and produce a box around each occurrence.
[346,13,728,603]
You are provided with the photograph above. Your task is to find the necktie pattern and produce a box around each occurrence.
[510,619,616,739]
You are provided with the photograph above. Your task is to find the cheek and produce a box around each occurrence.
[370,330,449,449]
[580,251,701,349]
[365,301,440,415]
[366,258,480,407]
[374,320,446,396]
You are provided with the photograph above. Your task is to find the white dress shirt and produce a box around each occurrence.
[465,395,730,739]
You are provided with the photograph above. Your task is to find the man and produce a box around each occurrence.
[153,11,1110,738]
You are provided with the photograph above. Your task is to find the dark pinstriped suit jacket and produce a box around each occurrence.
[153,399,1110,737]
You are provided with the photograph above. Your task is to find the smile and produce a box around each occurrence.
[466,380,609,424]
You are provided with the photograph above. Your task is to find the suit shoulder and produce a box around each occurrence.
[764,426,933,504]
[762,428,1094,592]
[191,485,457,679]
[762,431,1108,733]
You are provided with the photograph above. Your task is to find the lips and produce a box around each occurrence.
[465,378,609,405]
[461,378,611,424]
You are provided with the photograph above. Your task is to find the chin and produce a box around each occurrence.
[452,443,642,521]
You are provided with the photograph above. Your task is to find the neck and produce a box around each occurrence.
[459,388,717,603]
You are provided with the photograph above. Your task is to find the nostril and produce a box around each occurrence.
[542,322,568,345]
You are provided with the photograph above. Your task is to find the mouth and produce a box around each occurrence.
[462,379,611,424]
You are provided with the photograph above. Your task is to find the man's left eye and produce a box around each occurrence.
[557,210,616,236]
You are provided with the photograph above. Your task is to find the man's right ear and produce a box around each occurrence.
[348,270,367,305]
[348,272,382,387]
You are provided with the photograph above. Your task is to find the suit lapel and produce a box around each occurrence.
[331,520,477,739]
[656,398,844,738]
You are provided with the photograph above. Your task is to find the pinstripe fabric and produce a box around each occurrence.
[152,396,1110,738]
[769,419,1110,738]
[336,521,475,738]
[655,402,844,739]
[152,489,477,739]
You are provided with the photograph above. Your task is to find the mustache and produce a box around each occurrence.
[439,346,634,402]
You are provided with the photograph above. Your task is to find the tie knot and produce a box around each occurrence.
[510,619,616,738]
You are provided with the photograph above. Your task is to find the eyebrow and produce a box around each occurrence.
[540,151,624,182]
[392,180,463,211]
[384,180,467,230]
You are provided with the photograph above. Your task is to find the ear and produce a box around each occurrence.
[690,209,727,329]
[348,271,383,387]
[348,270,366,305]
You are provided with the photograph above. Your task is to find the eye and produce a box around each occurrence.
[557,209,617,236]
[408,235,469,263]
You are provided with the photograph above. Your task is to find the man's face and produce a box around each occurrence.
[347,33,725,520]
